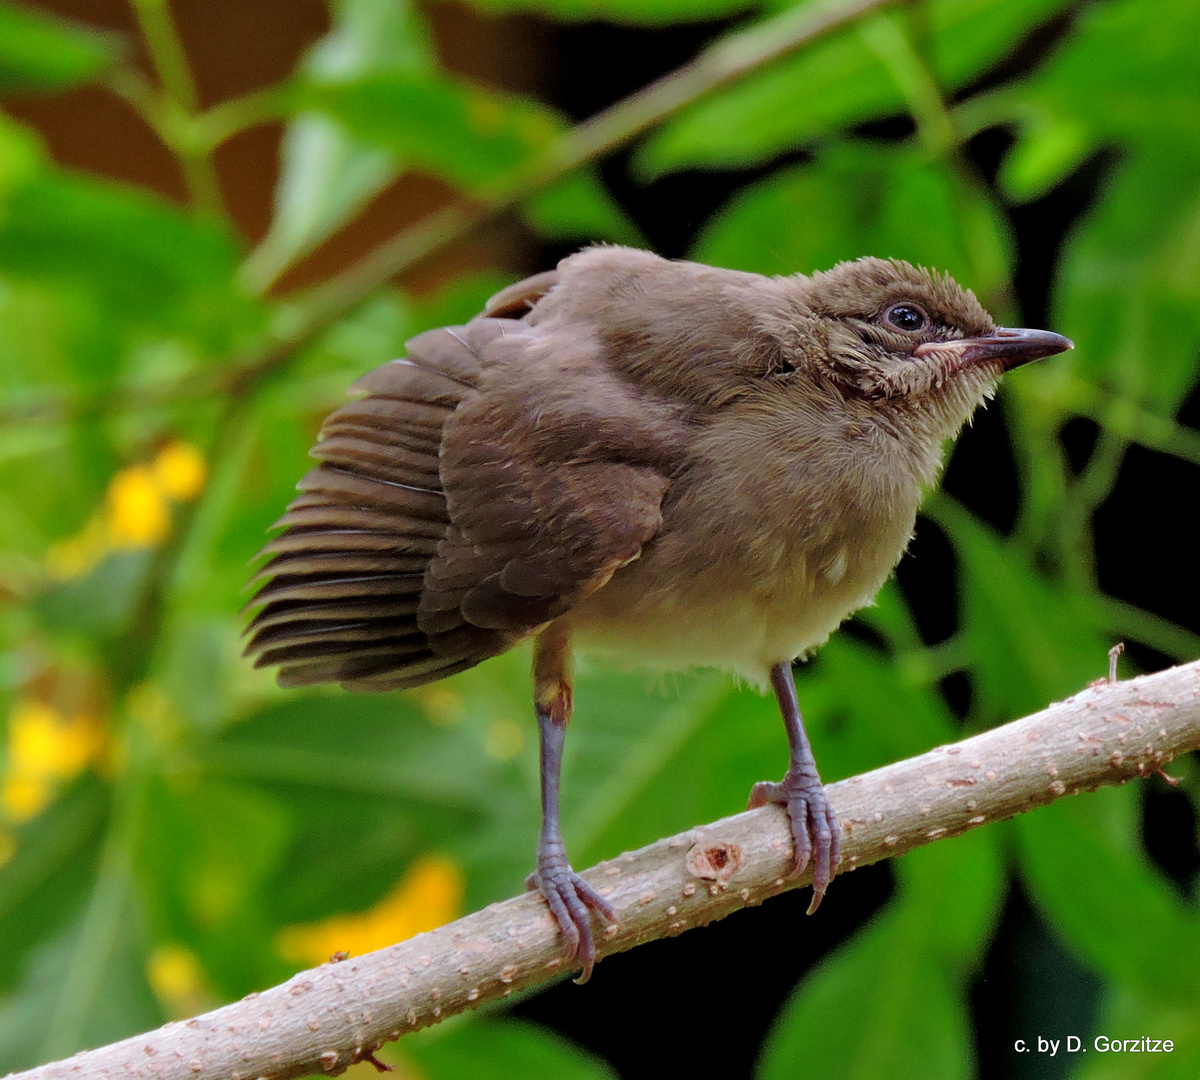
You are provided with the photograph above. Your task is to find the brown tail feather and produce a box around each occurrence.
[341,657,477,692]
[250,551,431,582]
[259,530,439,558]
[244,315,531,692]
[246,596,421,635]
[254,633,429,669]
[246,616,422,655]
[275,649,443,688]
[271,505,447,539]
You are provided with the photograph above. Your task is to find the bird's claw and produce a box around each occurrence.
[748,772,840,912]
[526,858,618,983]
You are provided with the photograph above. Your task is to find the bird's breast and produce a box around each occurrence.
[564,463,920,685]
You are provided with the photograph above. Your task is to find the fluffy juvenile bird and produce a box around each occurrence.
[244,247,1071,979]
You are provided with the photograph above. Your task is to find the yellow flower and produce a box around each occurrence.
[106,465,170,547]
[152,441,206,501]
[1,700,106,822]
[147,944,204,1000]
[276,855,464,966]
[147,944,214,1019]
[0,776,47,821]
[45,441,207,578]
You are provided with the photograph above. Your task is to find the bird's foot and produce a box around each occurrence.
[748,768,840,913]
[526,853,618,983]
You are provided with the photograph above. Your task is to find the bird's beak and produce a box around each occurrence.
[914,327,1074,371]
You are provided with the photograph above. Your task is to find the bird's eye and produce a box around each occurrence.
[884,303,927,333]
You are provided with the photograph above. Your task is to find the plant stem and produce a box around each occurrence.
[1057,376,1200,467]
[128,0,224,217]
[194,85,288,149]
[859,3,1014,315]
[1058,427,1127,590]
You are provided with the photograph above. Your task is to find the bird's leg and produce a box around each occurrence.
[747,661,840,913]
[525,625,618,982]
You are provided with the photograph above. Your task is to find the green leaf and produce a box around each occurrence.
[1013,0,1200,152]
[639,24,899,179]
[135,775,294,996]
[693,141,1011,300]
[0,776,109,994]
[208,681,496,816]
[797,636,959,779]
[1017,786,1200,1003]
[1054,149,1200,412]
[0,172,258,353]
[202,692,495,922]
[400,1016,618,1080]
[638,0,1074,177]
[239,0,435,294]
[564,669,742,865]
[757,905,973,1080]
[0,1,116,92]
[397,649,737,905]
[996,113,1093,203]
[33,551,152,639]
[0,890,160,1072]
[522,171,644,246]
[931,498,1110,721]
[0,767,158,1067]
[759,822,1001,1080]
[572,637,958,873]
[1073,985,1200,1080]
[895,828,1005,971]
[0,113,43,193]
[0,289,128,552]
[296,71,559,195]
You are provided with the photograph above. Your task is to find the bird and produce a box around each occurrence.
[243,246,1072,980]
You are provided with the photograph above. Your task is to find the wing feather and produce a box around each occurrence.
[244,266,671,692]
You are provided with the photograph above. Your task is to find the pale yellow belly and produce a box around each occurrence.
[562,539,896,687]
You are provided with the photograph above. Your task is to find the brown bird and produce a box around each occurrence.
[244,246,1071,979]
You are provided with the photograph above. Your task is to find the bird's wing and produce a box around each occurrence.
[416,378,670,658]
[242,318,494,691]
[481,270,560,318]
[244,270,670,692]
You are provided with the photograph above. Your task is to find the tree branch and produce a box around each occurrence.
[13,660,1200,1080]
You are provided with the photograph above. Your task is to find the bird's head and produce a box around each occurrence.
[789,257,1071,423]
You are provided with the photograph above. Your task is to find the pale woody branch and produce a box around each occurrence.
[13,660,1200,1080]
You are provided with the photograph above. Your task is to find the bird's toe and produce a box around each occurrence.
[748,772,840,911]
[530,859,618,983]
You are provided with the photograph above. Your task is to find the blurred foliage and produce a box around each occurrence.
[0,0,1198,1076]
